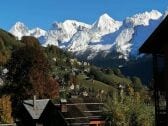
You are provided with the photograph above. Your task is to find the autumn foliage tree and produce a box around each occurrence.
[0,95,13,124]
[6,36,59,99]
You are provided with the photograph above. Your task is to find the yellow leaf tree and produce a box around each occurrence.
[0,95,13,124]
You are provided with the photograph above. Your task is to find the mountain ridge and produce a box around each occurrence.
[9,10,164,62]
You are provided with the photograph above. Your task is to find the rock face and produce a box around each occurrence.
[10,10,164,61]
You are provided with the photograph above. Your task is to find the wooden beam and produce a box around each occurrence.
[84,110,102,113]
[67,122,89,126]
[65,116,103,120]
[55,103,103,106]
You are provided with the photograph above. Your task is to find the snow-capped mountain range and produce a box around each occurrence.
[10,22,46,40]
[9,10,165,60]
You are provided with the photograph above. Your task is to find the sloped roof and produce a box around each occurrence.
[139,15,168,54]
[62,97,104,124]
[23,99,50,119]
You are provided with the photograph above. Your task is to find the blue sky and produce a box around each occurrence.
[0,0,168,30]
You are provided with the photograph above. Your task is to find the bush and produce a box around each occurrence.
[131,77,143,92]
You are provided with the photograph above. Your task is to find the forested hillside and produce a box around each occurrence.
[0,29,154,125]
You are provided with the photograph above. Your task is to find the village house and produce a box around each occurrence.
[16,96,67,126]
[139,14,168,125]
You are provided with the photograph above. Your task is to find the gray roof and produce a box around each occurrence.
[23,99,50,119]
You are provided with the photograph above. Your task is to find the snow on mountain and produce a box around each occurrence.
[91,13,122,35]
[65,14,122,58]
[42,20,91,47]
[113,10,162,59]
[29,28,46,38]
[9,22,29,40]
[9,22,46,40]
[114,27,134,59]
[9,10,164,61]
[124,10,162,27]
[52,20,91,34]
[130,17,162,56]
[68,31,91,52]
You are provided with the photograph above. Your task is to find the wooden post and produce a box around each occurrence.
[164,48,168,125]
[166,92,168,126]
[152,54,159,126]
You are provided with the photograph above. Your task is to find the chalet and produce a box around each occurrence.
[56,97,106,126]
[139,14,168,125]
[16,96,67,126]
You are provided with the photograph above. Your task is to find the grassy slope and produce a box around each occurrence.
[77,74,116,92]
[105,74,131,85]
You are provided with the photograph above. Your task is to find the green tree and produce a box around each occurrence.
[103,90,154,126]
[103,96,126,126]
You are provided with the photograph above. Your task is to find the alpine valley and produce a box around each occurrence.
[9,10,168,83]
